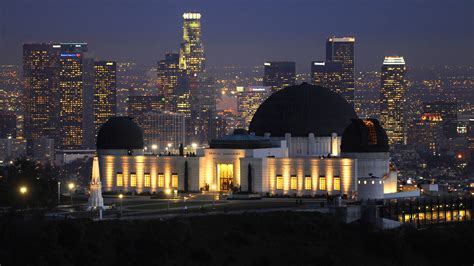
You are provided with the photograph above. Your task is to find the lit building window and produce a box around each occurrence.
[304,176,312,190]
[130,173,137,187]
[319,176,326,191]
[276,175,283,190]
[172,173,178,188]
[290,175,297,190]
[144,173,151,187]
[334,177,341,191]
[158,173,164,187]
[116,173,123,187]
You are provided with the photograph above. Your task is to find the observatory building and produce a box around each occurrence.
[92,83,403,200]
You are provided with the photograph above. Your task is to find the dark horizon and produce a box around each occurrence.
[0,0,473,72]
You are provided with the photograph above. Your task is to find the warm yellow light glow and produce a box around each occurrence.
[19,186,27,194]
[319,177,326,191]
[130,173,137,187]
[290,176,297,190]
[172,174,178,188]
[276,175,283,190]
[118,193,123,199]
[304,176,312,190]
[158,173,164,187]
[117,173,123,187]
[152,144,158,150]
[334,177,341,191]
[68,183,75,190]
[144,173,151,187]
[165,188,172,195]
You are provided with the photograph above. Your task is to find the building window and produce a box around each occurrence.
[304,176,312,190]
[158,173,164,187]
[290,175,297,190]
[276,175,283,190]
[334,176,341,191]
[144,173,151,187]
[116,173,123,187]
[130,173,137,187]
[319,176,326,191]
[172,174,178,188]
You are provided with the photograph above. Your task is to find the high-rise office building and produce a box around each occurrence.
[263,62,296,92]
[179,12,205,74]
[236,86,271,129]
[188,75,217,144]
[138,111,186,150]
[158,53,183,112]
[127,95,165,118]
[23,43,61,147]
[58,43,88,149]
[82,57,95,149]
[323,36,355,106]
[93,61,117,136]
[0,111,17,138]
[311,61,344,93]
[380,56,407,145]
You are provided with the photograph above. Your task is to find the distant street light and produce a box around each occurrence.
[57,181,61,205]
[68,183,75,206]
[119,193,124,216]
[19,186,27,211]
[152,144,158,155]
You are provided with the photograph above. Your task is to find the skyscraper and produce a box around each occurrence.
[263,61,296,92]
[23,43,61,147]
[325,36,355,106]
[128,95,165,118]
[179,12,205,74]
[236,86,271,129]
[311,61,344,93]
[138,111,186,150]
[380,56,407,145]
[58,43,87,149]
[158,53,183,112]
[93,61,117,136]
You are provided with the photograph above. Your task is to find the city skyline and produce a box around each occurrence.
[0,0,472,71]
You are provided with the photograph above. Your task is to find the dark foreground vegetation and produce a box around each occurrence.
[0,212,472,266]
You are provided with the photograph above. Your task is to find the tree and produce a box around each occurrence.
[0,158,59,209]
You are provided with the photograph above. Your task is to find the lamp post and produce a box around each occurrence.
[118,193,123,216]
[57,181,61,205]
[152,144,158,155]
[167,143,172,154]
[19,186,27,211]
[68,183,75,206]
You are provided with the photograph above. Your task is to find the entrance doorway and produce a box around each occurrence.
[217,163,234,191]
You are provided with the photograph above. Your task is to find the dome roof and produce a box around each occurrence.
[249,83,357,137]
[341,118,389,153]
[209,129,273,149]
[96,117,144,150]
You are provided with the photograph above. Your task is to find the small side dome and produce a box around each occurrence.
[96,117,144,150]
[341,118,389,153]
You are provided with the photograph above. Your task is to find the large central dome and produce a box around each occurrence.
[249,83,358,137]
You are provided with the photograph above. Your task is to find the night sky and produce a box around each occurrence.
[0,0,472,71]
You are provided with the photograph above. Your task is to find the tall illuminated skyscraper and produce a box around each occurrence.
[158,53,183,112]
[93,61,117,135]
[23,43,61,148]
[179,12,205,74]
[58,43,87,149]
[263,61,296,92]
[325,36,355,106]
[236,86,271,129]
[380,56,407,145]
